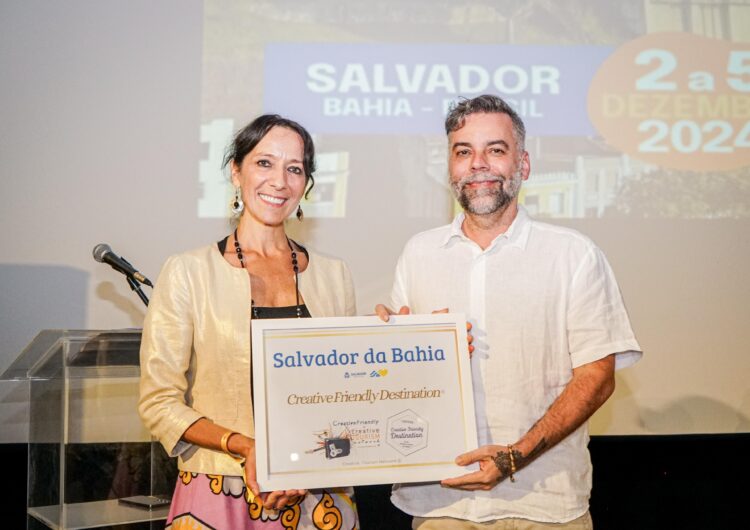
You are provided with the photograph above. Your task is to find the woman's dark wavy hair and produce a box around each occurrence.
[222,114,316,197]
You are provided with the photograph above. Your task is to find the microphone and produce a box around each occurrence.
[92,243,153,287]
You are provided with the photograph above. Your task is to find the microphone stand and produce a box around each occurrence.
[126,276,149,307]
[118,262,166,511]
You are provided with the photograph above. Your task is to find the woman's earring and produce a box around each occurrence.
[296,205,304,221]
[231,188,244,215]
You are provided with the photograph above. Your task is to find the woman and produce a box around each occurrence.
[139,115,359,529]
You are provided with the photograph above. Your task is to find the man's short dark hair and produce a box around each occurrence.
[445,95,526,151]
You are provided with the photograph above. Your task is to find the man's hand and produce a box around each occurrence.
[422,308,474,357]
[467,321,474,357]
[374,304,411,322]
[444,354,616,493]
[441,445,517,490]
[374,306,474,356]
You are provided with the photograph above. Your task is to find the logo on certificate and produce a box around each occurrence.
[307,426,351,458]
[325,438,351,459]
[387,409,429,456]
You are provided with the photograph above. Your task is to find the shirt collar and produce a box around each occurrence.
[441,205,532,251]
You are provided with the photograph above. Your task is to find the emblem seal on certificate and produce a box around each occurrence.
[251,314,478,490]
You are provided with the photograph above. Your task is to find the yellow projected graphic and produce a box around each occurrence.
[588,32,750,173]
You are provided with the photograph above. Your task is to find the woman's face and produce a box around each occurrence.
[231,126,307,227]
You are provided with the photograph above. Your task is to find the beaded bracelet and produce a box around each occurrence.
[507,444,517,483]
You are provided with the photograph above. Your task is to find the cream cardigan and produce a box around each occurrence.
[138,243,356,476]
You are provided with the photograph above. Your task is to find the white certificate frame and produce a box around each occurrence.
[251,314,478,491]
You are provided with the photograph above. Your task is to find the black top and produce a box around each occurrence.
[216,236,311,319]
[250,304,311,319]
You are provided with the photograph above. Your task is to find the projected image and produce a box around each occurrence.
[199,0,750,220]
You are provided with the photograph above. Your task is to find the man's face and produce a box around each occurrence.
[448,112,530,216]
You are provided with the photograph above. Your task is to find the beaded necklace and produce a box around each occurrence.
[233,228,302,318]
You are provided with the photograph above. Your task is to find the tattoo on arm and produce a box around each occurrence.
[516,438,548,468]
[493,448,522,478]
[494,438,548,478]
[492,451,511,477]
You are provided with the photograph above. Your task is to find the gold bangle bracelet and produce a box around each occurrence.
[507,444,517,483]
[220,431,246,464]
[220,430,235,454]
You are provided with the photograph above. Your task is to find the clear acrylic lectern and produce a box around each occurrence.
[1,329,175,529]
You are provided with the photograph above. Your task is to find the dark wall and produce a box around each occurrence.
[8,435,747,529]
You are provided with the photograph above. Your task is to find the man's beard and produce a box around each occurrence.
[451,167,523,216]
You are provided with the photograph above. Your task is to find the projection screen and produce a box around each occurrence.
[0,0,748,441]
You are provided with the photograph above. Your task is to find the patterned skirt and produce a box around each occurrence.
[165,472,359,530]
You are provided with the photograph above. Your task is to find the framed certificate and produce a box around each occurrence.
[251,314,478,491]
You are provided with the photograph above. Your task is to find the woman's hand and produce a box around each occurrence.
[258,488,308,511]
[374,305,474,357]
[228,434,307,510]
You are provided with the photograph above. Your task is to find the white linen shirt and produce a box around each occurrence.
[389,207,642,523]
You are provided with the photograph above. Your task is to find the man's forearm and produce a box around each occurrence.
[511,354,616,471]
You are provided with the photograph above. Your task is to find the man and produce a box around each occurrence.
[376,94,642,529]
